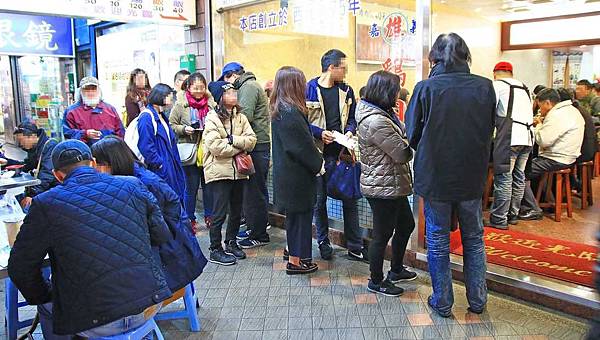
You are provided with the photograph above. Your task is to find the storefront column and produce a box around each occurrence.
[185,0,212,79]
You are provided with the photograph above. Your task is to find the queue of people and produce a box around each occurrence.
[4,31,599,337]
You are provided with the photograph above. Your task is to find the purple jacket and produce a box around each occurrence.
[63,101,125,145]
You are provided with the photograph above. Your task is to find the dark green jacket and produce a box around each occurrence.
[235,72,270,145]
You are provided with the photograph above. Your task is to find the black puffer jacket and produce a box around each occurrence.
[8,166,173,335]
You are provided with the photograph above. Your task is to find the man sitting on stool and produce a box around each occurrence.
[8,140,173,339]
[519,88,585,220]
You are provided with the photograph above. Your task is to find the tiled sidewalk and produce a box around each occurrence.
[1,227,591,339]
[159,227,590,340]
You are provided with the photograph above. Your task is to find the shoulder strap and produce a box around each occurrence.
[497,79,530,119]
[34,139,54,179]
[140,108,158,136]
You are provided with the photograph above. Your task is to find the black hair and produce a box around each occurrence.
[428,33,472,66]
[147,83,174,106]
[594,83,600,92]
[174,69,191,83]
[576,79,593,89]
[182,72,207,92]
[557,88,573,102]
[321,49,347,73]
[91,136,137,176]
[363,71,401,112]
[399,88,410,101]
[533,85,547,96]
[223,68,245,81]
[359,86,366,99]
[536,88,561,104]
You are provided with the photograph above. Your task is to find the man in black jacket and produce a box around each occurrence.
[13,122,59,209]
[405,33,495,318]
[8,140,173,338]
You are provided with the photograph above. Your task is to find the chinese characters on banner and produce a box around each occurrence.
[382,58,407,86]
[348,0,361,16]
[239,7,288,31]
[0,13,73,57]
[0,0,196,26]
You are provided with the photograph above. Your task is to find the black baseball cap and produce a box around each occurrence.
[51,140,93,170]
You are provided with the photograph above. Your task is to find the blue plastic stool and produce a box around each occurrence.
[5,267,51,340]
[90,317,164,340]
[154,283,200,332]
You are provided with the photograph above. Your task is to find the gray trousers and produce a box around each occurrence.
[520,156,571,214]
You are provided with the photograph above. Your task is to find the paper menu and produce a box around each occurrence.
[332,131,356,149]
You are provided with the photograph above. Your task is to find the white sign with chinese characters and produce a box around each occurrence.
[0,13,74,57]
[239,7,288,32]
[0,0,196,26]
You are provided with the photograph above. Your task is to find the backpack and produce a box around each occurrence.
[124,108,157,163]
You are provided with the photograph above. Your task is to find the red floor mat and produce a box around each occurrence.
[449,227,597,288]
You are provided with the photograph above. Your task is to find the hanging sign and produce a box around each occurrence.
[0,0,196,26]
[0,13,74,57]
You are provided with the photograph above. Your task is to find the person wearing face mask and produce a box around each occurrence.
[138,83,187,201]
[169,72,216,232]
[63,77,125,146]
[203,81,256,266]
[125,68,152,126]
[12,122,59,209]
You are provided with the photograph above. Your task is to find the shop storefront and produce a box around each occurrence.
[0,13,75,143]
[210,0,600,316]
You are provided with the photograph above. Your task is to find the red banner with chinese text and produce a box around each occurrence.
[449,228,597,288]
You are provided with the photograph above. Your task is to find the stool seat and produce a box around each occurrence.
[535,168,573,222]
[90,318,164,340]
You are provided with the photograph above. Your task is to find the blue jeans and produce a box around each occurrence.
[37,302,159,339]
[183,165,212,221]
[425,198,487,314]
[490,146,531,224]
[313,175,362,251]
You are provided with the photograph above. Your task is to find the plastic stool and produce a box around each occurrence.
[90,318,164,340]
[154,284,200,332]
[536,168,573,222]
[5,267,51,340]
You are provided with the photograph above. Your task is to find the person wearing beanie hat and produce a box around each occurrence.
[486,61,535,229]
[13,122,59,209]
[221,62,272,250]
[202,79,257,266]
[63,76,124,146]
[8,138,173,338]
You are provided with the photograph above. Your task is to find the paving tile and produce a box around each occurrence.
[378,301,405,315]
[313,328,339,340]
[354,293,378,304]
[338,327,365,340]
[289,317,313,329]
[273,262,287,271]
[522,336,550,340]
[382,314,410,327]
[335,314,362,328]
[266,306,290,318]
[407,313,434,326]
[243,306,267,318]
[411,325,442,339]
[311,295,334,306]
[310,305,335,316]
[485,322,519,336]
[263,329,288,340]
[436,323,468,338]
[201,297,225,308]
[469,337,495,340]
[311,315,337,329]
[206,288,229,299]
[350,275,369,286]
[215,318,242,331]
[274,249,285,257]
[289,305,312,317]
[463,323,493,337]
[223,295,246,307]
[197,307,222,319]
[288,329,313,339]
[289,286,312,296]
[356,304,382,315]
[399,291,422,303]
[264,317,289,330]
[310,276,331,287]
[268,295,290,306]
[220,306,245,318]
[212,331,238,340]
[362,327,392,340]
[386,326,416,339]
[311,286,332,296]
[245,296,268,307]
[454,312,483,325]
[401,302,429,314]
[240,318,265,331]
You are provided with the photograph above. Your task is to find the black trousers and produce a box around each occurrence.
[285,210,313,260]
[243,144,271,242]
[367,196,415,284]
[208,179,244,249]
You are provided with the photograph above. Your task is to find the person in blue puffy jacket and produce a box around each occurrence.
[91,136,207,292]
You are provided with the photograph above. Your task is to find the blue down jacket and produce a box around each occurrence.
[133,163,207,291]
[8,166,173,335]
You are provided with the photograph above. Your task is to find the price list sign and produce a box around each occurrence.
[0,0,196,26]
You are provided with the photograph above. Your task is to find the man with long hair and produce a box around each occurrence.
[405,33,496,318]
